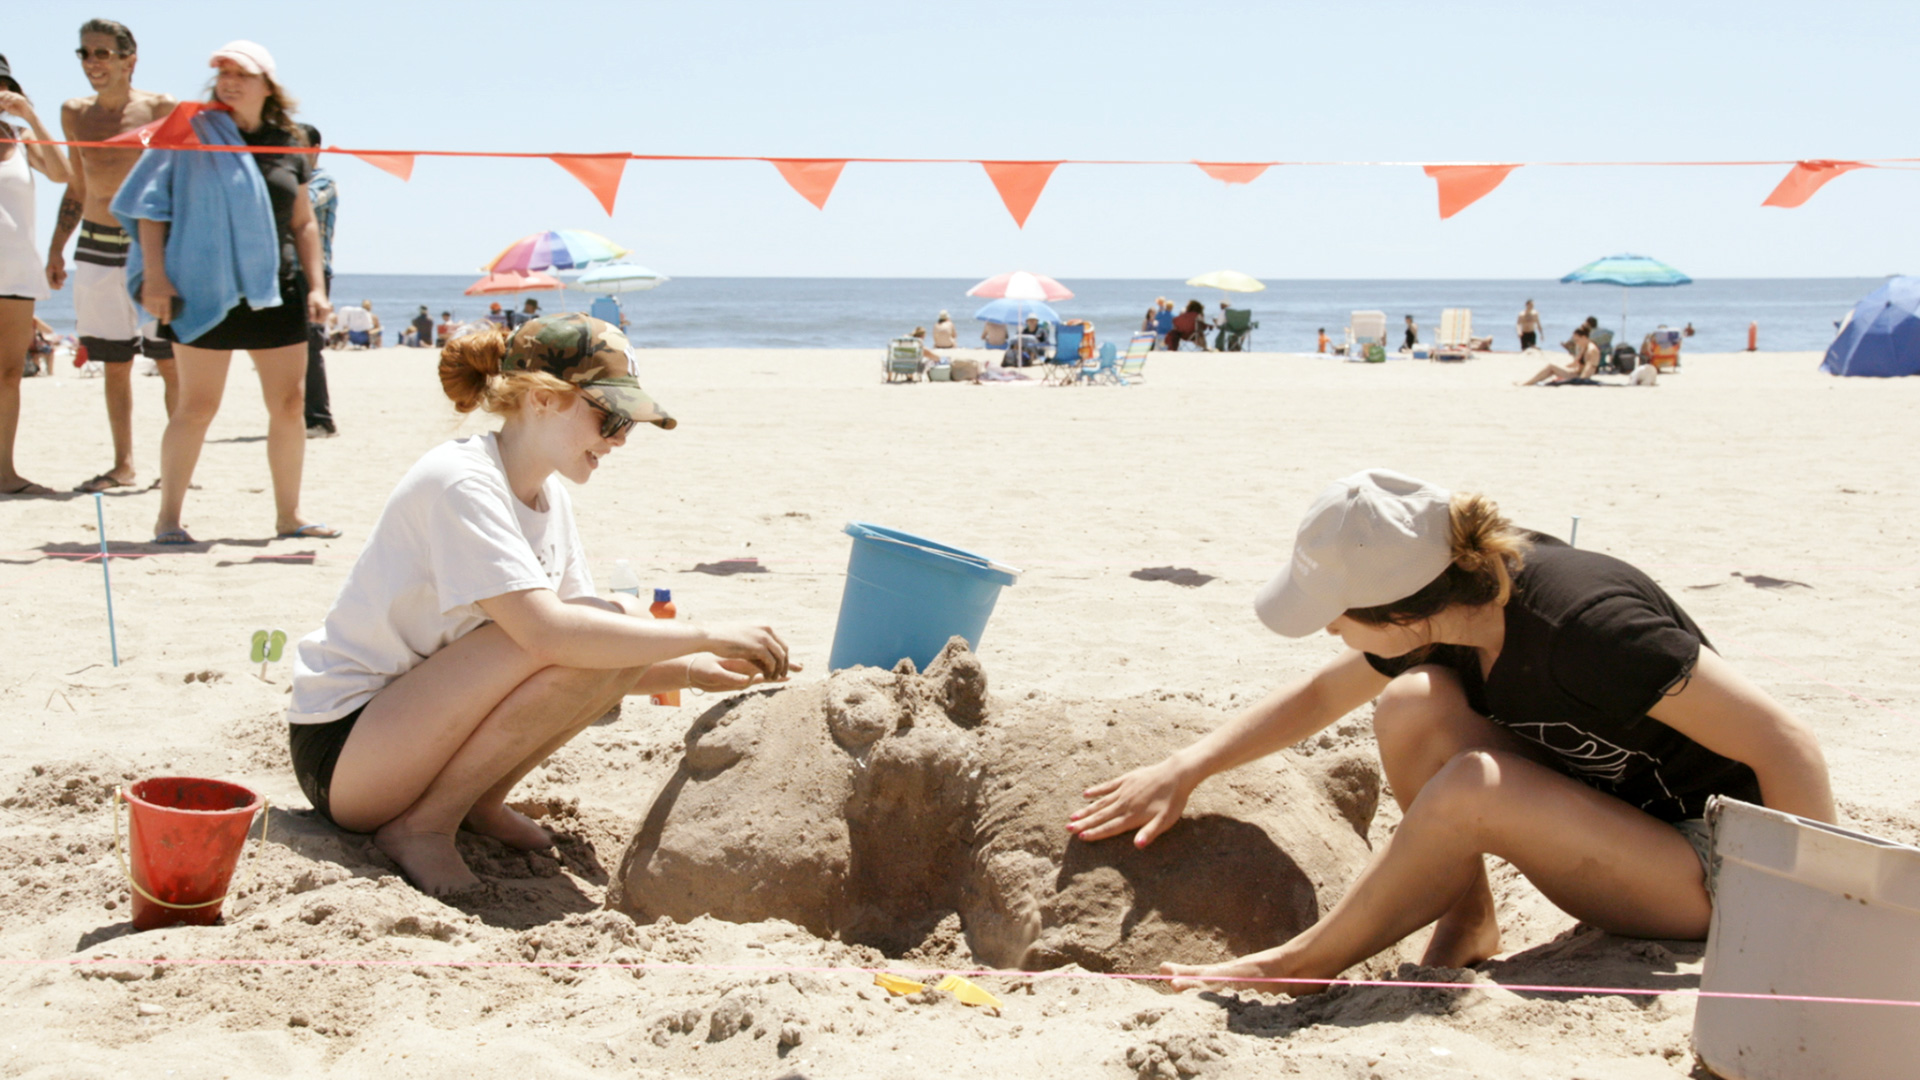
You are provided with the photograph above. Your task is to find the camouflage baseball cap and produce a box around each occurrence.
[502,314,675,430]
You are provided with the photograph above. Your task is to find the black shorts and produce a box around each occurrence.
[288,703,364,827]
[164,271,309,352]
[1520,330,1538,349]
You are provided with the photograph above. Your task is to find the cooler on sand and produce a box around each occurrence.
[1692,797,1920,1080]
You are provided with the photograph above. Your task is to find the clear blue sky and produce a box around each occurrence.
[12,0,1916,278]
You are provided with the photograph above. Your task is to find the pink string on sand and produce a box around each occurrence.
[6,956,1916,1009]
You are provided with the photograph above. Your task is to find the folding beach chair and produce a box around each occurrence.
[588,295,626,329]
[1044,323,1085,385]
[1433,308,1473,362]
[884,337,926,382]
[1345,311,1388,359]
[1643,327,1682,372]
[1217,308,1259,351]
[1118,332,1154,381]
[1077,341,1126,385]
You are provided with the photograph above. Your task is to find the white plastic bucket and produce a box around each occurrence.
[1692,797,1920,1079]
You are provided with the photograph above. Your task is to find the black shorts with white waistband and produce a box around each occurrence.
[288,703,364,827]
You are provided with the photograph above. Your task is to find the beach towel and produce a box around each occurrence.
[111,109,283,344]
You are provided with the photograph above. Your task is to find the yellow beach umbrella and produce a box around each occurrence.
[1185,270,1266,293]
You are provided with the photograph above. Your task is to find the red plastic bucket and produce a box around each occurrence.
[116,777,264,931]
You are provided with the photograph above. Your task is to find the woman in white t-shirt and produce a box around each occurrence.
[289,314,793,896]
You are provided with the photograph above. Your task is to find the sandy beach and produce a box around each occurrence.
[2,344,1916,1078]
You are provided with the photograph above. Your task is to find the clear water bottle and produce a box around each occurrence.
[609,559,641,597]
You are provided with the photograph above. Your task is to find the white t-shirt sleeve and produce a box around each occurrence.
[426,476,557,613]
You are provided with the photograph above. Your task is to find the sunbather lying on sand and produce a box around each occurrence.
[1518,327,1601,385]
[286,315,795,896]
[1070,469,1833,993]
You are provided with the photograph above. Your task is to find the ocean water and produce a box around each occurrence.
[32,276,1884,356]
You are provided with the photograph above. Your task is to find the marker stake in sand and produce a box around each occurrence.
[93,492,119,667]
[1570,515,1581,548]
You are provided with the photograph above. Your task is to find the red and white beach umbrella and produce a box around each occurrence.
[967,270,1074,302]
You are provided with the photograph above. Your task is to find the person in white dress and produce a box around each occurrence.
[0,57,73,496]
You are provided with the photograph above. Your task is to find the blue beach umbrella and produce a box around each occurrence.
[1821,276,1920,377]
[973,298,1061,325]
[1560,254,1692,345]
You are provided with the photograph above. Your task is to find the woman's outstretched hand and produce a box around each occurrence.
[701,623,791,681]
[1069,756,1194,848]
[686,654,801,693]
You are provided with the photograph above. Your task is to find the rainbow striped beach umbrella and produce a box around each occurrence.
[482,230,630,275]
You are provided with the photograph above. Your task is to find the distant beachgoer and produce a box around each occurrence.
[1562,316,1599,355]
[1402,315,1419,352]
[1520,327,1601,386]
[411,305,434,348]
[932,311,958,349]
[436,311,456,344]
[981,320,1009,352]
[287,315,793,896]
[1167,300,1209,351]
[1683,322,1695,338]
[1317,328,1329,354]
[1154,300,1175,344]
[1516,300,1542,351]
[301,123,337,439]
[487,302,507,327]
[49,18,180,494]
[507,297,541,330]
[1007,315,1049,366]
[0,55,73,496]
[1141,308,1157,334]
[117,39,335,543]
[1072,469,1833,995]
[338,301,372,347]
[907,326,941,374]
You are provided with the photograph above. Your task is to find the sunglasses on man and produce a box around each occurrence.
[579,394,634,441]
[75,47,131,61]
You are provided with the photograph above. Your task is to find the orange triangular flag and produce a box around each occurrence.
[769,159,847,210]
[1762,160,1868,209]
[105,101,228,148]
[980,161,1062,228]
[1423,164,1518,219]
[550,154,631,215]
[341,149,415,181]
[1194,161,1272,185]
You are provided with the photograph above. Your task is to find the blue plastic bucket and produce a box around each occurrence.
[828,522,1019,671]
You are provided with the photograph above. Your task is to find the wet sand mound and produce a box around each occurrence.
[613,640,1381,971]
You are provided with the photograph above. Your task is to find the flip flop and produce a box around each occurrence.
[152,528,196,546]
[249,629,270,664]
[266,628,287,663]
[276,523,342,540]
[74,473,132,494]
[0,479,54,496]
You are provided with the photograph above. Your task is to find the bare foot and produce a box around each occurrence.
[464,803,553,851]
[1159,958,1329,996]
[1422,908,1501,969]
[374,822,480,897]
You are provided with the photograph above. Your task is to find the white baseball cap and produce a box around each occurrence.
[1253,469,1454,638]
[209,41,276,80]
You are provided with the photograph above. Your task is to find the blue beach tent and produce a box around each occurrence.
[1821,276,1920,377]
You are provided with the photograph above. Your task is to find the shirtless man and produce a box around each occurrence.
[1515,299,1542,351]
[45,19,177,493]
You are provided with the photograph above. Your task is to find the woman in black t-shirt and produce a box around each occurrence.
[1070,469,1834,994]
[134,41,334,545]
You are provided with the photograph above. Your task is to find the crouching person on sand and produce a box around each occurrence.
[287,315,795,896]
[1069,469,1833,991]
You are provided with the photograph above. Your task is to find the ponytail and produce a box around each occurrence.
[437,327,572,415]
[1345,493,1530,626]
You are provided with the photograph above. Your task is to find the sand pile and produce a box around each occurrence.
[613,639,1384,973]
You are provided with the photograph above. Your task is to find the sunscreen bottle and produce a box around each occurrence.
[649,588,681,706]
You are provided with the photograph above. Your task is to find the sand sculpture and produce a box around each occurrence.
[613,640,1383,972]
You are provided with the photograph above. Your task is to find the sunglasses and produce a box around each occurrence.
[75,47,131,61]
[580,394,634,441]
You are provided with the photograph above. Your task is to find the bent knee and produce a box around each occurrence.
[1372,666,1470,740]
[1406,749,1528,824]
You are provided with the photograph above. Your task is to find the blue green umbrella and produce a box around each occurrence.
[1561,254,1692,345]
